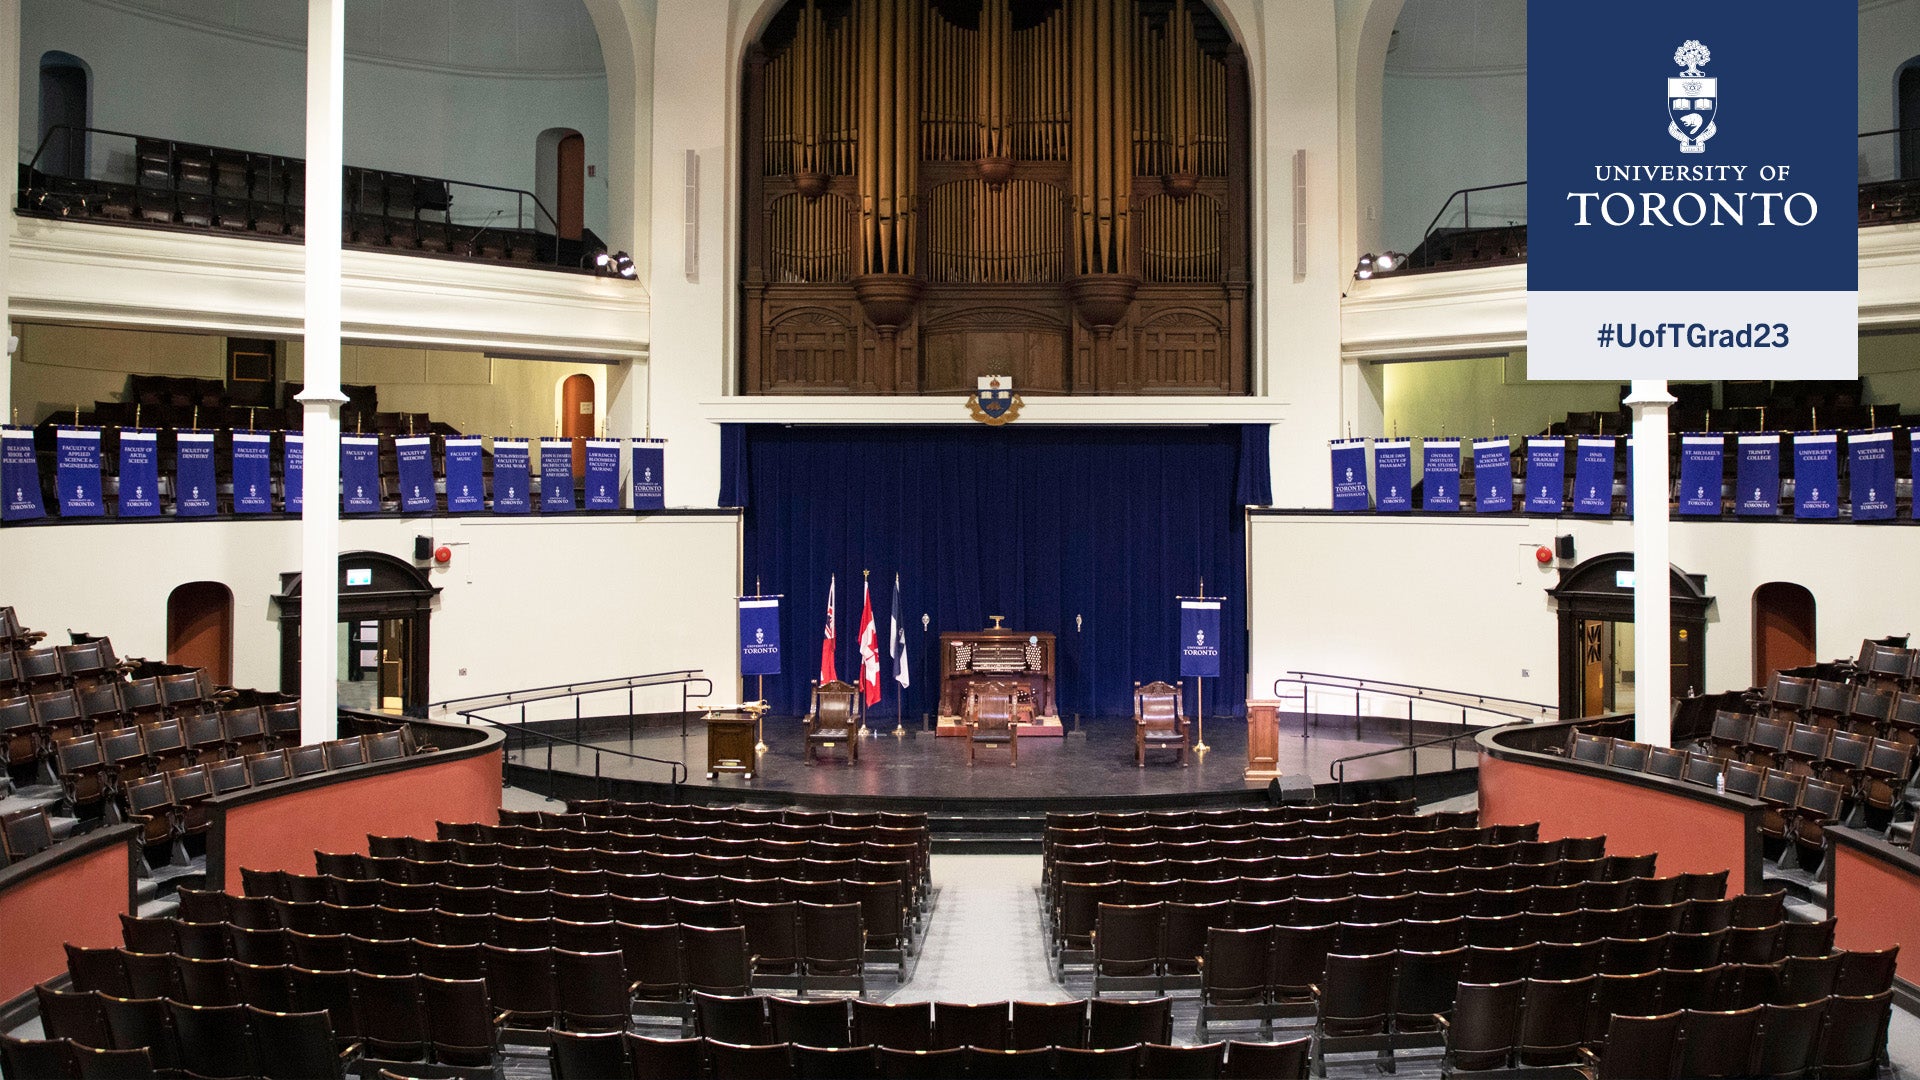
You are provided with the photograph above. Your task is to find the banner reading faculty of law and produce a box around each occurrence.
[1527,1,1856,380]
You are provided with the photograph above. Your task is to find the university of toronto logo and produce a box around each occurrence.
[968,375,1023,425]
[1667,39,1717,154]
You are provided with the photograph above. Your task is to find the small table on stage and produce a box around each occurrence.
[704,709,760,779]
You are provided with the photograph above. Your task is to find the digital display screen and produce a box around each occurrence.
[345,568,372,587]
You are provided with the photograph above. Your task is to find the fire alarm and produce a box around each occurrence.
[434,546,453,564]
[1534,546,1554,565]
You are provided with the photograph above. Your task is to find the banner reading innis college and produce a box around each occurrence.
[1527,1,1857,380]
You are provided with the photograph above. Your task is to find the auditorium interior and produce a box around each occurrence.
[3,0,1920,1077]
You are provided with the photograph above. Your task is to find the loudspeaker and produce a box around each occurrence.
[414,535,434,561]
[1555,534,1575,561]
[1267,775,1316,804]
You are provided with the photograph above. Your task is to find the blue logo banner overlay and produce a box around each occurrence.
[539,438,576,513]
[1180,599,1222,678]
[491,440,531,514]
[396,436,435,513]
[1527,0,1857,379]
[1525,438,1565,513]
[444,437,484,512]
[117,430,160,518]
[1330,440,1369,511]
[739,598,783,676]
[633,442,665,510]
[232,433,273,514]
[1735,435,1779,516]
[1791,433,1838,519]
[1849,431,1895,521]
[1422,441,1460,512]
[1678,435,1725,515]
[175,432,217,517]
[1473,439,1514,512]
[1373,440,1412,512]
[341,436,382,514]
[1572,438,1615,515]
[584,439,622,510]
[55,428,104,517]
[284,434,303,513]
[1,428,43,521]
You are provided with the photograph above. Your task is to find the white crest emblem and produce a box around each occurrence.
[1667,40,1717,154]
[755,628,765,645]
[1195,629,1206,646]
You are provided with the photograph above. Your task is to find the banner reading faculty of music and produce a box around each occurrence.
[1527,1,1857,380]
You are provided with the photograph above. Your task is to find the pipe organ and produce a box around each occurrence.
[743,0,1249,396]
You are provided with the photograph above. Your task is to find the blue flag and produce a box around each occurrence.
[1525,438,1565,513]
[632,441,665,510]
[1330,440,1369,511]
[117,429,160,517]
[55,428,104,517]
[341,435,382,513]
[1736,435,1780,516]
[584,439,621,510]
[1849,431,1895,521]
[444,437,484,512]
[739,597,782,676]
[396,436,435,513]
[1792,433,1839,520]
[1422,440,1460,512]
[889,574,910,689]
[1678,436,1724,516]
[1571,438,1614,515]
[283,433,304,513]
[491,439,531,514]
[1474,438,1514,512]
[232,432,273,514]
[2,427,45,521]
[1180,599,1222,678]
[539,438,576,512]
[175,431,217,517]
[1374,440,1412,512]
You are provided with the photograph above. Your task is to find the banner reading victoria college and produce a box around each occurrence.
[1527,1,1856,379]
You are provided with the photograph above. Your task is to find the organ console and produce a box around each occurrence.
[937,621,1058,735]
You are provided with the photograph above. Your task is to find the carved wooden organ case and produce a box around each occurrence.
[742,0,1249,396]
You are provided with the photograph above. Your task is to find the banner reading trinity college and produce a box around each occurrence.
[1527,1,1856,379]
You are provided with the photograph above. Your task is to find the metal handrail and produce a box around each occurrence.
[1857,126,1920,139]
[445,670,717,790]
[1326,728,1486,802]
[429,670,707,716]
[1281,670,1557,714]
[1420,180,1527,243]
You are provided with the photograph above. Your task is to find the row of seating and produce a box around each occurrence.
[7,1000,345,1080]
[1045,809,1480,848]
[403,833,926,879]
[1748,668,1920,742]
[683,994,1177,1054]
[1040,799,1427,835]
[562,798,933,827]
[1696,714,1915,798]
[457,816,931,882]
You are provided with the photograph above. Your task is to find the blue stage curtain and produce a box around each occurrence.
[719,423,749,507]
[1236,424,1272,507]
[736,425,1256,722]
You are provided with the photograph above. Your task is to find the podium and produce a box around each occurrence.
[1243,699,1281,781]
[704,709,760,779]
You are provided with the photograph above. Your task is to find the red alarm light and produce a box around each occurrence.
[434,546,453,564]
[1535,546,1554,565]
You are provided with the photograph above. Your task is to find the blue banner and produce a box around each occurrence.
[1525,438,1565,513]
[1678,435,1724,516]
[539,438,576,513]
[491,439,531,514]
[175,432,217,517]
[1624,437,1635,516]
[396,436,435,513]
[232,432,273,514]
[1422,440,1460,512]
[117,430,160,518]
[1,428,45,522]
[1330,441,1369,511]
[1792,433,1838,520]
[633,442,665,511]
[739,597,783,676]
[583,439,621,510]
[341,435,381,514]
[1849,431,1895,522]
[1373,440,1412,513]
[1474,439,1513,512]
[1572,438,1615,515]
[1179,599,1222,678]
[1735,435,1780,516]
[284,434,303,513]
[54,428,104,517]
[444,437,484,512]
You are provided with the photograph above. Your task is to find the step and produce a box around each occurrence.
[932,835,1043,855]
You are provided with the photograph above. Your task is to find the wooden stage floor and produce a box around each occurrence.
[506,713,1484,810]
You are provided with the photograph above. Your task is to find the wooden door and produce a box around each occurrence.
[557,133,585,240]
[561,373,594,477]
[167,582,233,685]
[1753,582,1815,685]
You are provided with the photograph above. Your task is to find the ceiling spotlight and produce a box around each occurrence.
[1354,254,1375,280]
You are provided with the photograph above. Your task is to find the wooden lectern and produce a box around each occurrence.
[1243,698,1281,781]
[704,708,761,779]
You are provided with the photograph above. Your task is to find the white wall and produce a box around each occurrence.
[1250,513,1918,721]
[1380,69,1525,257]
[1860,0,1920,181]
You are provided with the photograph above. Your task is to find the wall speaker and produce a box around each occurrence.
[414,535,434,561]
[1555,534,1575,561]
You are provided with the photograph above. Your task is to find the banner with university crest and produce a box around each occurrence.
[1791,433,1838,520]
[1329,440,1368,511]
[539,438,576,513]
[1473,438,1513,512]
[1678,436,1724,516]
[444,437,484,512]
[55,428,104,517]
[632,441,665,511]
[490,439,531,514]
[1179,599,1222,678]
[739,597,782,676]
[1422,440,1460,512]
[1735,435,1780,516]
[1849,431,1895,521]
[1373,440,1412,512]
[583,439,621,510]
[1571,438,1615,515]
[284,433,304,512]
[175,432,217,517]
[232,432,273,514]
[396,436,435,513]
[1524,438,1565,513]
[1,428,42,521]
[117,430,160,518]
[340,435,381,513]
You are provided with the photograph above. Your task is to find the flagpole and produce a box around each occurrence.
[1193,577,1210,755]
[753,578,768,753]
[858,569,871,738]
[892,573,906,738]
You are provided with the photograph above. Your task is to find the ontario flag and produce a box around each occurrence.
[818,575,837,684]
[858,578,882,706]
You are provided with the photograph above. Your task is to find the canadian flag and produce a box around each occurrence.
[818,576,837,684]
[858,579,882,706]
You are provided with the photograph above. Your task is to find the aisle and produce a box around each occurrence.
[891,854,1067,1004]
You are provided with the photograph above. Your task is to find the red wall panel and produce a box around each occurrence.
[0,836,132,1006]
[1830,842,1920,987]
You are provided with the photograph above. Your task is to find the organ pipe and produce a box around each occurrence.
[1071,0,1133,275]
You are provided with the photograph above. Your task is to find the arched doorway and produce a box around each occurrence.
[561,373,595,477]
[1753,582,1816,684]
[38,51,90,178]
[535,127,586,240]
[166,582,233,685]
[1547,553,1712,719]
[272,551,439,713]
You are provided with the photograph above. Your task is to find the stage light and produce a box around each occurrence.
[614,253,638,279]
[593,250,612,269]
[1354,254,1375,280]
[1375,251,1406,272]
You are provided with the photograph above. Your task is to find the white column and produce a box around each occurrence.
[298,0,348,744]
[0,0,18,423]
[1626,380,1675,746]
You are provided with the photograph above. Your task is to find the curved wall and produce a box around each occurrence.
[0,825,137,1015]
[1828,825,1920,997]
